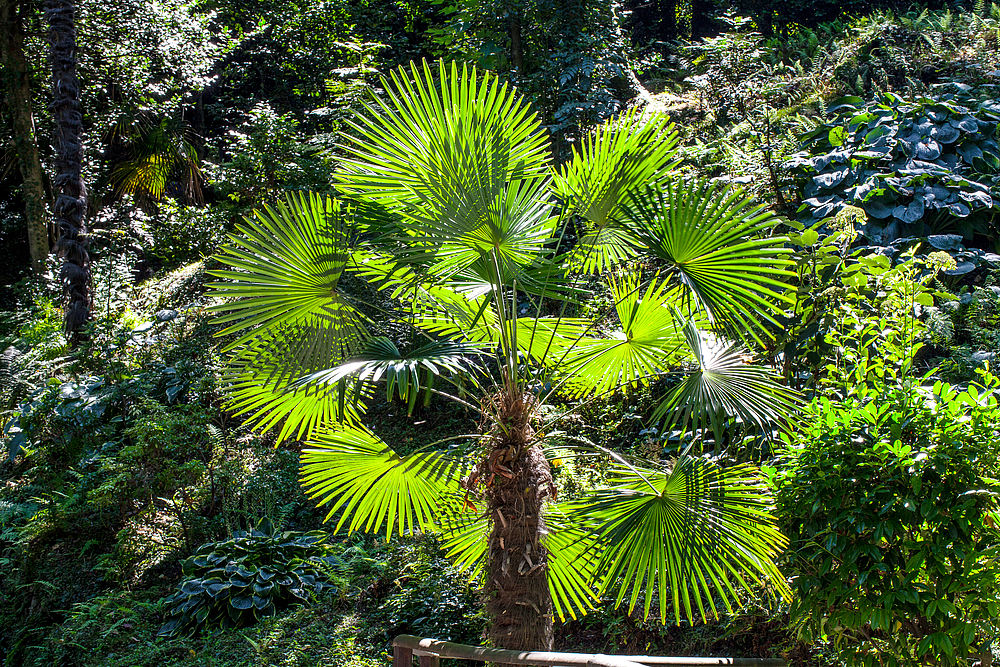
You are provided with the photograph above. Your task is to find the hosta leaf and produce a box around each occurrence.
[231,596,253,610]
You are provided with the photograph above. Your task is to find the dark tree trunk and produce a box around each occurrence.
[485,444,555,650]
[508,13,524,74]
[1,0,50,274]
[45,0,89,335]
[483,391,555,650]
[689,0,713,39]
[659,0,677,40]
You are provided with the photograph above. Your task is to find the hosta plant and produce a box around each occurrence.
[158,524,336,636]
[209,60,799,650]
[787,87,1000,246]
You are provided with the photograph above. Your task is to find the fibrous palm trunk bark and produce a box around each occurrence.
[45,0,89,335]
[1,0,50,274]
[483,390,556,650]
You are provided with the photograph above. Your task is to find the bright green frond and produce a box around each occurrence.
[569,224,642,275]
[208,192,372,441]
[220,328,367,442]
[625,179,794,344]
[301,337,485,410]
[571,456,790,625]
[300,424,466,540]
[544,510,602,622]
[559,272,688,397]
[407,284,501,344]
[653,323,803,445]
[440,511,488,578]
[554,109,679,274]
[404,175,559,280]
[208,191,368,355]
[337,60,552,271]
[518,317,592,361]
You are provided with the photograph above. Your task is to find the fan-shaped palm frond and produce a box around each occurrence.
[301,337,485,410]
[405,175,559,282]
[624,179,794,344]
[222,356,365,442]
[559,272,689,397]
[337,60,552,272]
[209,192,368,353]
[652,322,803,446]
[543,513,602,622]
[300,424,466,539]
[570,457,790,625]
[208,193,372,440]
[108,114,204,203]
[554,109,679,274]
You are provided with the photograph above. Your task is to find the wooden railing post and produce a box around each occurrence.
[420,654,441,667]
[394,643,413,667]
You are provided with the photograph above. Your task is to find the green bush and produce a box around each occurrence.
[205,103,332,212]
[787,88,1000,246]
[771,373,1000,664]
[148,201,228,267]
[158,523,337,636]
[365,538,484,644]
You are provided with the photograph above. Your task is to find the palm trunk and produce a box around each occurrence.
[484,391,556,650]
[45,0,90,335]
[1,0,50,274]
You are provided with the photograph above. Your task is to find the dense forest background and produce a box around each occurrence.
[5,0,1000,665]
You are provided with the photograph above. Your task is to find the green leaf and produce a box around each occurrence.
[208,192,372,440]
[828,125,848,147]
[336,59,554,280]
[559,272,690,397]
[301,337,485,406]
[652,321,803,444]
[553,108,679,273]
[624,179,795,345]
[300,424,465,539]
[567,456,790,624]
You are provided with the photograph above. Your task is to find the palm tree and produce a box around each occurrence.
[209,60,798,651]
[46,0,90,335]
[106,113,204,205]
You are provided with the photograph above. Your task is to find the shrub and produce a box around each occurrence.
[205,103,331,211]
[158,523,337,636]
[777,224,939,393]
[147,201,228,267]
[787,88,1000,246]
[771,373,1000,664]
[367,538,484,644]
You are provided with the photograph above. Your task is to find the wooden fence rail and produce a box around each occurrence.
[392,635,786,667]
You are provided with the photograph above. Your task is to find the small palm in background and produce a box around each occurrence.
[208,60,799,650]
[106,113,204,205]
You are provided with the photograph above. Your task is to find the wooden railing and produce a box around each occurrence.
[392,635,787,667]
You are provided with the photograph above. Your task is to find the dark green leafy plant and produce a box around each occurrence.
[787,89,1000,245]
[158,524,337,637]
[771,372,1000,665]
